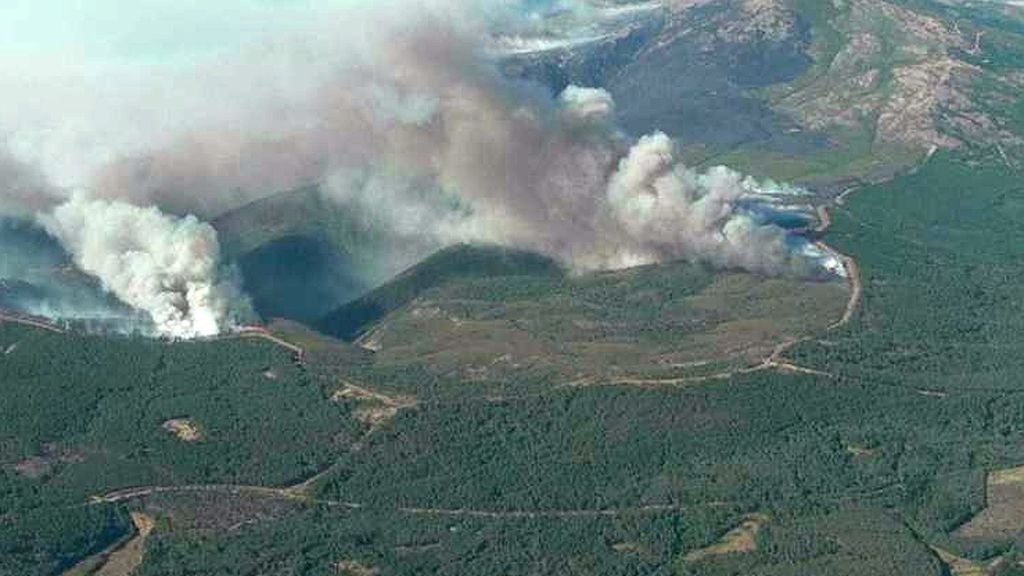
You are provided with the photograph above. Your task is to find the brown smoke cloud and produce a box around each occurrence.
[1,2,834,335]
[0,151,61,218]
[84,11,816,274]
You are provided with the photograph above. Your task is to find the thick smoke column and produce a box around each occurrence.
[39,195,241,338]
[603,132,795,273]
[27,5,821,277]
[0,1,837,335]
[301,35,817,275]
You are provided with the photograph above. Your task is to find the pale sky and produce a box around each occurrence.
[0,0,365,62]
[0,0,566,189]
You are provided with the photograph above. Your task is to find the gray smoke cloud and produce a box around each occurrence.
[305,23,819,275]
[0,151,61,218]
[0,1,836,336]
[37,195,244,338]
[0,149,241,336]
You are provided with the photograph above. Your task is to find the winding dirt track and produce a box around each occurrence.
[0,311,66,334]
[396,503,710,519]
[233,327,307,363]
[606,197,863,387]
[827,249,862,331]
[90,479,906,521]
[93,484,360,509]
[90,483,717,519]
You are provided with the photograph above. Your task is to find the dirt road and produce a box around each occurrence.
[230,326,306,363]
[396,503,718,519]
[829,251,862,331]
[92,483,361,509]
[90,483,720,520]
[0,311,65,334]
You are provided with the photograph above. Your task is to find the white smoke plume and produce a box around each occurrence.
[38,195,242,338]
[0,1,833,335]
[299,31,816,275]
[602,132,795,272]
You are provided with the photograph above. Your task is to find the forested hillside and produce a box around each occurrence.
[4,150,1024,575]
[6,0,1024,574]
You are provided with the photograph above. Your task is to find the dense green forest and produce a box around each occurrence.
[5,150,1024,575]
[8,0,1024,569]
[0,327,360,575]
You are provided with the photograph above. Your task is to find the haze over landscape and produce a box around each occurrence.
[0,0,839,337]
[4,0,1024,574]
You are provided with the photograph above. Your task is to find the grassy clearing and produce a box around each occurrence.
[161,419,201,443]
[317,246,846,400]
[92,513,155,576]
[957,465,1024,539]
[682,513,769,562]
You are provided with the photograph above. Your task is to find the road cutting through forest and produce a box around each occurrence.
[89,483,722,520]
[0,310,66,334]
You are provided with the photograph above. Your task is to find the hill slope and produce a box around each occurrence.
[9,2,1024,575]
[213,188,377,323]
[507,0,1024,187]
[317,244,564,341]
[316,243,848,399]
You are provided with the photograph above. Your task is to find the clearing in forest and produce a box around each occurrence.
[162,419,201,442]
[683,513,768,562]
[335,559,380,576]
[331,383,416,429]
[930,546,987,576]
[95,513,155,576]
[956,465,1024,538]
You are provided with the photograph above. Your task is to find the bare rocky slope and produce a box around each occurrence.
[506,0,1024,186]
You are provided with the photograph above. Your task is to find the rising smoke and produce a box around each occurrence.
[39,195,244,338]
[0,152,61,218]
[0,1,836,337]
[307,24,819,275]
